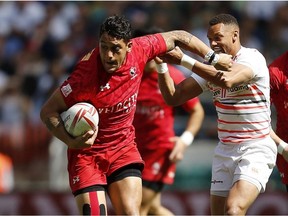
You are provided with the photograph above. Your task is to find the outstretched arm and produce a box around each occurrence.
[160,30,232,70]
[161,46,253,88]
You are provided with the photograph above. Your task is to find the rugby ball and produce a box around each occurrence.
[60,102,99,137]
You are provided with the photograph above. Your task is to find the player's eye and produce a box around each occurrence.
[112,46,121,53]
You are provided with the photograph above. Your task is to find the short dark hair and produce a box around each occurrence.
[209,13,239,27]
[99,15,132,42]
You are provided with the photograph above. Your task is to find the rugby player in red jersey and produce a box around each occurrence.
[132,28,204,215]
[40,15,231,215]
[269,51,288,192]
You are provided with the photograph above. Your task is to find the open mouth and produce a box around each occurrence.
[213,47,223,53]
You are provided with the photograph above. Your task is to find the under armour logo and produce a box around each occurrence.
[100,83,110,91]
[73,176,80,184]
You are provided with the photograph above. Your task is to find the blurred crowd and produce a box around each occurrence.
[0,1,287,192]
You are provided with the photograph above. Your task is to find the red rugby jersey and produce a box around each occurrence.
[60,34,167,149]
[133,65,199,150]
[269,51,288,141]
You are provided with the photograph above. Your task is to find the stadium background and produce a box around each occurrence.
[0,1,287,215]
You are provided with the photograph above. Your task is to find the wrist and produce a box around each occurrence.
[155,63,168,74]
[180,131,194,146]
[204,50,219,66]
[278,141,288,155]
[211,53,220,66]
[181,54,196,70]
[204,50,214,62]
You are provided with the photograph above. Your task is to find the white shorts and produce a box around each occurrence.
[210,137,277,197]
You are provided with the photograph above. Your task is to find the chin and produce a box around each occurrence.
[106,68,115,73]
[104,65,117,73]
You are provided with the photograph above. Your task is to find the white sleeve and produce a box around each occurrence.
[191,73,208,91]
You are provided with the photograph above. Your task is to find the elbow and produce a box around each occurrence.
[163,97,181,107]
[165,100,179,107]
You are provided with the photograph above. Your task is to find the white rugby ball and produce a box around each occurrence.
[60,102,99,137]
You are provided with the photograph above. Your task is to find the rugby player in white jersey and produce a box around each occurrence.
[156,13,280,215]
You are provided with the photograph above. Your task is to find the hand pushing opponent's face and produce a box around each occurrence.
[99,32,132,73]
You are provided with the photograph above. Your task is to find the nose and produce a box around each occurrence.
[210,40,217,47]
[106,50,113,59]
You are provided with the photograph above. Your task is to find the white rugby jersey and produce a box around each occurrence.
[192,46,271,144]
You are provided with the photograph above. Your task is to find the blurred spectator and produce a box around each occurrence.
[0,152,14,193]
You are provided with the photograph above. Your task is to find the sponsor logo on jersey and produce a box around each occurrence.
[130,67,137,79]
[98,92,138,114]
[61,84,72,97]
[100,83,110,91]
[227,84,249,93]
[211,179,223,184]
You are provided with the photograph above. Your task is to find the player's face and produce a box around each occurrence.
[99,32,132,73]
[207,23,236,55]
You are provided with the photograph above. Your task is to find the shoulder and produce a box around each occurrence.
[238,46,265,61]
[236,46,267,74]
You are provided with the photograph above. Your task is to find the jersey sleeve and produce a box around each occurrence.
[133,33,167,62]
[60,49,97,107]
[169,65,200,111]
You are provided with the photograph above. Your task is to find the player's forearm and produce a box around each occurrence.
[157,73,179,106]
[181,54,250,89]
[161,30,210,58]
[40,111,74,146]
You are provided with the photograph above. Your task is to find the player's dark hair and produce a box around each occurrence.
[99,15,132,42]
[209,13,239,27]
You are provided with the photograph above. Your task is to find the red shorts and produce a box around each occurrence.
[140,147,176,185]
[276,154,288,184]
[67,143,144,193]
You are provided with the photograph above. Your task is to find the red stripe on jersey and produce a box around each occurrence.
[218,119,269,124]
[221,133,269,143]
[218,125,270,133]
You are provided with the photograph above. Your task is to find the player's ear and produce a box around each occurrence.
[127,41,132,52]
[232,30,238,43]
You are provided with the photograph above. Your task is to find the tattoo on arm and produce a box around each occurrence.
[164,30,193,51]
[44,116,61,131]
